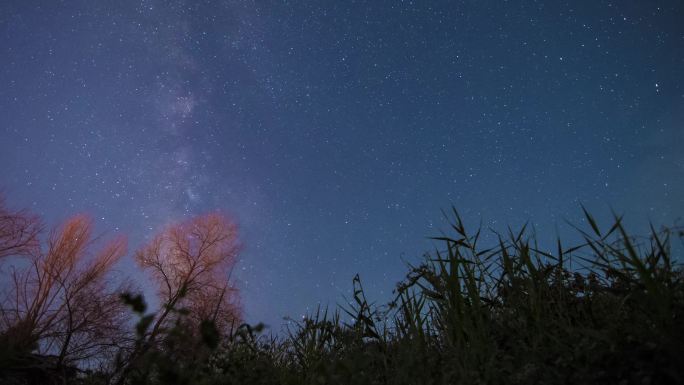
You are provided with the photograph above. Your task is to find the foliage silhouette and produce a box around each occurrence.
[1,199,682,384]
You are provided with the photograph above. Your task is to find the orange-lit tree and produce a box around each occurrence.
[110,213,240,384]
[0,214,129,369]
[135,212,241,343]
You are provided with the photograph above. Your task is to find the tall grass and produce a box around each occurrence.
[134,209,683,385]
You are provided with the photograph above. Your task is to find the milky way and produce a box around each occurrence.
[1,1,683,329]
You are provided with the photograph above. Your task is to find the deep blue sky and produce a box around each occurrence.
[1,1,682,329]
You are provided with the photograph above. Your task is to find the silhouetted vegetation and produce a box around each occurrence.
[0,197,241,385]
[1,196,683,384]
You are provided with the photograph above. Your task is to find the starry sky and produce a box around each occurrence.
[1,1,683,329]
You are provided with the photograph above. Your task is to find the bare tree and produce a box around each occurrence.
[110,213,240,384]
[135,212,241,342]
[0,196,42,259]
[0,214,128,370]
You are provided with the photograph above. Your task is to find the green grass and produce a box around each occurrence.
[5,209,684,384]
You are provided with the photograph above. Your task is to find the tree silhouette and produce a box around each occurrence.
[0,214,128,369]
[134,212,241,344]
[111,213,240,382]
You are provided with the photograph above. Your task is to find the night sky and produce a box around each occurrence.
[1,1,683,329]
